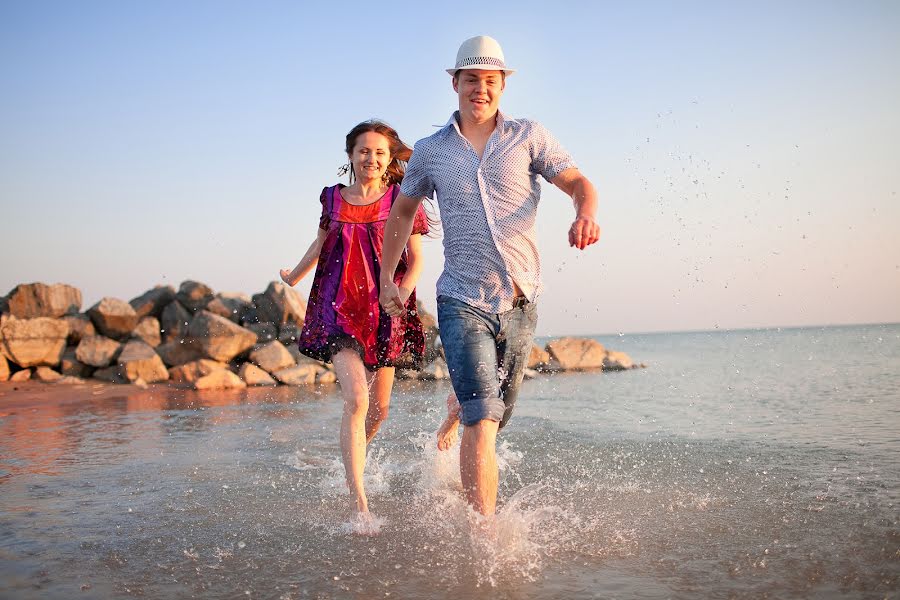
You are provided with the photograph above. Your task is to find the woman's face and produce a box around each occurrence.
[350,132,392,185]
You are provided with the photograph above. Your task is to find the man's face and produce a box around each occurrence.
[453,69,505,124]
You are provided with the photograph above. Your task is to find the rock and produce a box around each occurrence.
[603,351,635,371]
[523,367,538,380]
[527,343,551,370]
[60,347,93,378]
[0,295,7,315]
[277,323,301,346]
[62,314,96,345]
[0,353,9,381]
[207,294,250,323]
[156,339,203,367]
[34,366,63,382]
[160,301,192,341]
[129,285,176,319]
[247,323,278,343]
[10,368,32,382]
[176,280,215,313]
[239,363,277,386]
[249,341,296,374]
[194,369,247,390]
[5,283,82,318]
[316,369,337,384]
[273,364,317,385]
[88,297,138,340]
[188,311,257,363]
[419,357,450,380]
[545,337,606,371]
[168,359,230,384]
[75,335,121,368]
[92,366,127,384]
[117,340,169,383]
[251,281,306,325]
[56,376,86,385]
[132,317,162,347]
[0,315,68,367]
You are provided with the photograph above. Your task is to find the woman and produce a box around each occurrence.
[280,120,430,526]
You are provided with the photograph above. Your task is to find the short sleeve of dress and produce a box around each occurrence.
[318,187,331,230]
[412,204,429,236]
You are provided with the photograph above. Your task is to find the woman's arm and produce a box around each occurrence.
[279,227,328,286]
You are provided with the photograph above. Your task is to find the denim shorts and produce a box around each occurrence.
[436,295,538,429]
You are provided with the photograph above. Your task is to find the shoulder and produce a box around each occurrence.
[501,116,550,137]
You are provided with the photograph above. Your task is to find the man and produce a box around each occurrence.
[379,35,600,516]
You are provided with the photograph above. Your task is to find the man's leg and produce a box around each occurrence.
[436,296,505,515]
[460,418,500,515]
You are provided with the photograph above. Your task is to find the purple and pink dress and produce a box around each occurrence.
[297,183,430,370]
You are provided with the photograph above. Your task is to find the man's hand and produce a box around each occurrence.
[380,281,406,317]
[568,216,601,250]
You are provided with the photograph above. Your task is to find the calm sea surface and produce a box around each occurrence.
[1,324,898,599]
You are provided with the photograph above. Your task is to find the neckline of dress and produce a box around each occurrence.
[336,184,392,207]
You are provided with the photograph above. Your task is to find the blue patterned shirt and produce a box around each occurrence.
[401,111,577,313]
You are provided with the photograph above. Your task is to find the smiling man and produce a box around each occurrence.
[379,35,600,517]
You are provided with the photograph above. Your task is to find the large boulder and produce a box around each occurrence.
[132,317,162,347]
[419,357,450,380]
[155,340,202,367]
[247,323,278,343]
[545,337,606,371]
[251,281,306,325]
[117,340,169,383]
[60,347,93,378]
[75,335,121,368]
[92,366,127,384]
[0,353,9,381]
[206,293,250,323]
[249,341,296,374]
[603,351,635,371]
[277,323,301,347]
[176,280,215,313]
[129,285,176,319]
[416,301,441,363]
[527,343,550,370]
[168,359,229,384]
[10,368,32,382]
[239,363,277,386]
[194,369,246,390]
[188,311,257,363]
[0,315,68,367]
[273,364,317,385]
[160,301,192,341]
[34,366,63,382]
[62,314,96,345]
[88,297,138,340]
[5,283,82,318]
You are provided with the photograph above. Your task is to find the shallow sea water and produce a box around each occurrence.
[1,324,898,599]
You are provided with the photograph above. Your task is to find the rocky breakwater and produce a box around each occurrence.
[0,282,642,390]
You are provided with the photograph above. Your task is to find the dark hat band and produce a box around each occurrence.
[455,56,506,69]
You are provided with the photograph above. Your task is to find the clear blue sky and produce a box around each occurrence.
[2,1,898,335]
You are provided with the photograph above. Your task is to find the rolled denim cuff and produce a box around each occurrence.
[459,395,505,426]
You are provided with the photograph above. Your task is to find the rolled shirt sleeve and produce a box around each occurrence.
[529,121,577,182]
[400,141,436,199]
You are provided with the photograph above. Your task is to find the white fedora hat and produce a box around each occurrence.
[446,35,515,76]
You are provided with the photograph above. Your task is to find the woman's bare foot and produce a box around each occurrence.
[436,392,461,451]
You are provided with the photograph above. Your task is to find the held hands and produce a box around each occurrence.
[380,281,412,318]
[568,216,601,250]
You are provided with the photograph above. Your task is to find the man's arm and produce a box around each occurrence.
[551,167,601,250]
[379,192,423,316]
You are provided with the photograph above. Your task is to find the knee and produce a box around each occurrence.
[343,389,369,416]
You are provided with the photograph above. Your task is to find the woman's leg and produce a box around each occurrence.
[365,367,395,443]
[332,349,372,513]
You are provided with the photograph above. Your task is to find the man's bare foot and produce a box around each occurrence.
[436,392,461,451]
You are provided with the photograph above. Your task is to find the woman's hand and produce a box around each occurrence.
[279,268,295,286]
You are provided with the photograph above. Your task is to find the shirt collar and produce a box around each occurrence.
[445,110,508,136]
